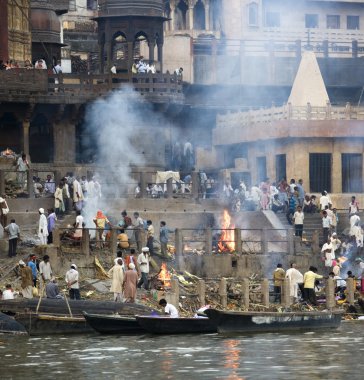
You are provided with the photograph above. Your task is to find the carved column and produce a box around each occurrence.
[148,40,155,63]
[203,0,210,30]
[157,44,163,72]
[0,0,9,62]
[188,0,197,30]
[169,0,176,31]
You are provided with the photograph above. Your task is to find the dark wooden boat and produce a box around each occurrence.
[205,309,343,334]
[0,312,28,335]
[15,313,93,336]
[83,312,145,334]
[136,315,217,334]
[0,299,155,317]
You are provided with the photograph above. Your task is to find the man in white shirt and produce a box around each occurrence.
[322,210,332,244]
[319,191,330,211]
[2,284,15,300]
[293,206,304,238]
[159,298,179,318]
[39,254,53,292]
[38,208,49,245]
[133,212,144,252]
[44,174,55,195]
[349,213,360,236]
[65,264,80,299]
[137,247,150,290]
[285,263,304,301]
[73,177,84,211]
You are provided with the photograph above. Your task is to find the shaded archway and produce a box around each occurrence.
[29,114,53,163]
[133,32,149,61]
[0,113,22,153]
[112,32,128,65]
[175,0,188,30]
[194,0,206,30]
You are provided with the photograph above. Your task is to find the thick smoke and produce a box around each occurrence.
[82,87,155,227]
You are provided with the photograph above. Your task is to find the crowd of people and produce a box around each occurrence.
[272,262,360,306]
[0,58,62,73]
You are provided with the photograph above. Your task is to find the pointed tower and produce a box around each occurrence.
[288,51,330,107]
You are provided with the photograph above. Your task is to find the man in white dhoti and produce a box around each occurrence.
[38,208,48,245]
[73,177,84,211]
[285,263,303,301]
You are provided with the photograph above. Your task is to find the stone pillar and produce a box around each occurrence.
[0,0,9,62]
[127,41,134,74]
[110,228,118,255]
[166,178,173,198]
[170,2,176,31]
[82,228,90,256]
[204,2,210,31]
[281,278,291,307]
[188,5,194,30]
[148,42,155,63]
[54,170,62,187]
[197,279,206,307]
[219,277,227,308]
[332,149,342,193]
[205,227,212,254]
[346,278,355,305]
[261,278,270,307]
[106,40,112,71]
[22,121,30,156]
[241,278,250,309]
[191,171,199,198]
[157,44,163,72]
[140,172,147,198]
[234,228,242,254]
[175,228,185,271]
[325,278,335,309]
[0,170,5,196]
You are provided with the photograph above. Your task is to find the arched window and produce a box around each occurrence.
[248,2,258,26]
[112,32,128,62]
[133,32,149,60]
[194,0,206,30]
[175,0,188,30]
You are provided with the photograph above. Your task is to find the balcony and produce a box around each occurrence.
[0,69,184,105]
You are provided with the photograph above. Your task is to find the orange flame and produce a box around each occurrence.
[218,210,236,253]
[158,262,171,288]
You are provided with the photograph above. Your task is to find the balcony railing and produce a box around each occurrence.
[0,70,184,104]
[216,102,364,128]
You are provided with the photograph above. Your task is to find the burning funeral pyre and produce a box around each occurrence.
[153,262,172,291]
[218,210,236,253]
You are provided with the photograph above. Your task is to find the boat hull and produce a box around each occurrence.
[15,313,93,336]
[83,312,144,334]
[136,316,217,334]
[0,312,28,335]
[205,309,343,334]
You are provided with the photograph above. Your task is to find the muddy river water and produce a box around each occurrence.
[1,322,363,379]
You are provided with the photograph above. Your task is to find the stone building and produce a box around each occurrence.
[0,0,32,65]
[202,51,364,206]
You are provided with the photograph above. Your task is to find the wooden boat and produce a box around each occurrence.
[0,299,155,317]
[14,313,93,336]
[0,312,28,335]
[205,309,343,334]
[136,315,217,334]
[83,312,145,334]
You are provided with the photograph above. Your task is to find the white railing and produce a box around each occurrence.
[216,103,364,127]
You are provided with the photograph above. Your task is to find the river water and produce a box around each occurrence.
[1,322,363,379]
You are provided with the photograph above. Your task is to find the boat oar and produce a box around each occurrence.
[63,291,73,318]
